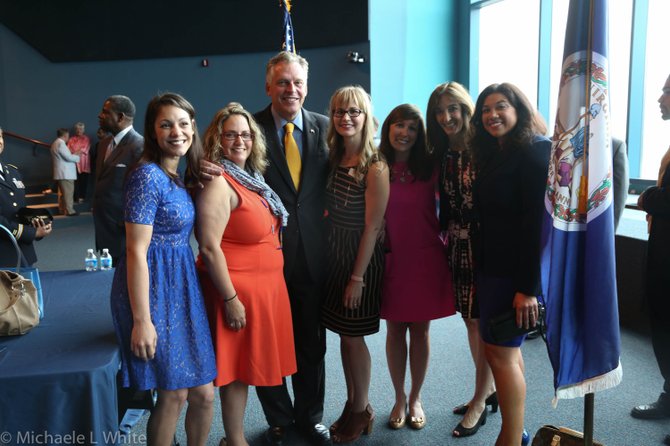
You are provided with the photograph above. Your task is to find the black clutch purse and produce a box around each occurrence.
[16,207,53,225]
[488,303,545,343]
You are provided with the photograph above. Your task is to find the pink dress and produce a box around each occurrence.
[68,135,91,174]
[381,163,455,322]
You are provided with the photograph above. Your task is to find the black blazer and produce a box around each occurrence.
[474,136,551,296]
[254,105,330,282]
[640,162,670,312]
[92,127,143,258]
[0,163,37,266]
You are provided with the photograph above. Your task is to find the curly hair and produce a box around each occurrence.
[471,83,547,165]
[378,103,433,181]
[202,102,268,174]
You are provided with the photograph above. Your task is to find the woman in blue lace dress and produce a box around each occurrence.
[110,93,217,446]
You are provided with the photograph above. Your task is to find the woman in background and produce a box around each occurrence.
[67,122,91,202]
[322,85,389,444]
[379,104,454,432]
[471,83,550,446]
[110,93,216,446]
[426,82,497,438]
[196,103,296,446]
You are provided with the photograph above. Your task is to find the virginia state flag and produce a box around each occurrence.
[541,0,622,402]
[281,0,296,53]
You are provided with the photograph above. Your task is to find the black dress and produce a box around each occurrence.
[322,166,384,336]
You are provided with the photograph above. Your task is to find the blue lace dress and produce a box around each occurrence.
[110,162,217,391]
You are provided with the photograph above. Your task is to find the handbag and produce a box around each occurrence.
[532,425,604,446]
[488,303,545,343]
[0,224,41,336]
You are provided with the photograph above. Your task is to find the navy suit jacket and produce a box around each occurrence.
[0,163,37,266]
[92,127,143,258]
[254,105,330,282]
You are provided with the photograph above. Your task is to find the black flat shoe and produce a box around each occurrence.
[453,392,498,415]
[264,426,288,446]
[663,434,670,446]
[452,407,487,437]
[298,423,332,445]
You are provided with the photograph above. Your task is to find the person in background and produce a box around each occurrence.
[426,81,498,438]
[631,73,670,446]
[109,92,216,446]
[196,103,297,446]
[611,137,629,231]
[379,104,454,432]
[0,126,52,267]
[470,83,550,446]
[50,128,80,216]
[67,122,91,203]
[94,95,144,265]
[322,85,389,444]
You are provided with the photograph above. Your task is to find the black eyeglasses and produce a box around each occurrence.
[333,108,364,118]
[222,131,253,141]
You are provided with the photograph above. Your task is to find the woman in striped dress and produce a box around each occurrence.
[322,86,389,443]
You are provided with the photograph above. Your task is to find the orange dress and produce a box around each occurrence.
[197,172,296,386]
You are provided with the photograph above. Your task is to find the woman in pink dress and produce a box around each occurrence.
[67,122,91,202]
[379,104,455,432]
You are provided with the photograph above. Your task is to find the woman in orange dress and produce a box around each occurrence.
[195,103,296,446]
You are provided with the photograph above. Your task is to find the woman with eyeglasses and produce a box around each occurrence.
[195,103,296,446]
[426,82,497,438]
[322,86,390,443]
[471,83,549,446]
[378,104,454,433]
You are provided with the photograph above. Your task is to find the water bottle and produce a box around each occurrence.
[100,248,113,271]
[85,249,98,272]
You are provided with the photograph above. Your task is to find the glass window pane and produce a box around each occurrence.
[640,0,670,179]
[549,0,632,144]
[478,0,539,106]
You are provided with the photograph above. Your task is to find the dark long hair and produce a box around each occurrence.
[141,92,203,187]
[379,104,433,181]
[471,83,547,165]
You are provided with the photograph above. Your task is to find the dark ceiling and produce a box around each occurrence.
[0,0,368,62]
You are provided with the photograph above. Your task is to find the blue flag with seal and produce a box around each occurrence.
[281,0,296,53]
[541,0,622,404]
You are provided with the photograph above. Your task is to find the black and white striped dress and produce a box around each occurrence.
[322,165,384,336]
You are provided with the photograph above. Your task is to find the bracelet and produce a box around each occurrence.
[350,274,364,282]
[224,293,237,303]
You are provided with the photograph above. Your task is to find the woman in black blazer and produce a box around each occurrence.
[470,83,550,446]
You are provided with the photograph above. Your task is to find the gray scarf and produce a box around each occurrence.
[220,158,289,227]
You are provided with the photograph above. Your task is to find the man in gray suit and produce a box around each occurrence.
[50,128,80,216]
[254,51,331,446]
[93,95,143,265]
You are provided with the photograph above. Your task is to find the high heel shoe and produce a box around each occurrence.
[332,404,374,443]
[452,407,487,437]
[452,392,498,415]
[330,401,353,434]
[387,402,406,429]
[408,401,426,430]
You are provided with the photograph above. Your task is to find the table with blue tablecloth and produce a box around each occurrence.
[0,269,121,445]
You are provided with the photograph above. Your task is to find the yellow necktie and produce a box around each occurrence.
[284,122,301,189]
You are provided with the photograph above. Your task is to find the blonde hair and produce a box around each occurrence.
[202,102,268,174]
[327,85,379,181]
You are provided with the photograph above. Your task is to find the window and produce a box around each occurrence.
[477,0,540,105]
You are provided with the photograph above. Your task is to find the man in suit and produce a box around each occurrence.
[50,128,80,216]
[632,74,670,446]
[0,126,52,267]
[93,95,143,265]
[255,51,331,446]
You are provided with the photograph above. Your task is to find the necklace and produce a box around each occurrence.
[333,167,353,208]
[392,165,412,183]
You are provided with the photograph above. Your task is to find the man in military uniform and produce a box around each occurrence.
[0,126,52,267]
